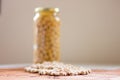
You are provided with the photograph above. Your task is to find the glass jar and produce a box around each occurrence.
[33,8,60,63]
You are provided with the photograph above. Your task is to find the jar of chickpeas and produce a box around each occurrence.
[33,8,60,63]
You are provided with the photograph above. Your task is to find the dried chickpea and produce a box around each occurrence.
[33,8,60,63]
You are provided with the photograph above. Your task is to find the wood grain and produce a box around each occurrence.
[0,68,120,80]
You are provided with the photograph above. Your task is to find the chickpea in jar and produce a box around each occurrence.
[33,8,61,63]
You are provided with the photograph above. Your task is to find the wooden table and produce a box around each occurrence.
[0,64,120,80]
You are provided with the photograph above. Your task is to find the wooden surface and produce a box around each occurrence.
[0,68,120,80]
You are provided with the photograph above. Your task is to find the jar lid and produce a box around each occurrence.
[35,7,59,13]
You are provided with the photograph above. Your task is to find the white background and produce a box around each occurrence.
[0,0,120,64]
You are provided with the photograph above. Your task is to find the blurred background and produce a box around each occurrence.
[0,0,120,65]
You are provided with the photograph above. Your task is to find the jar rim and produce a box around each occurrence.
[35,7,59,13]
